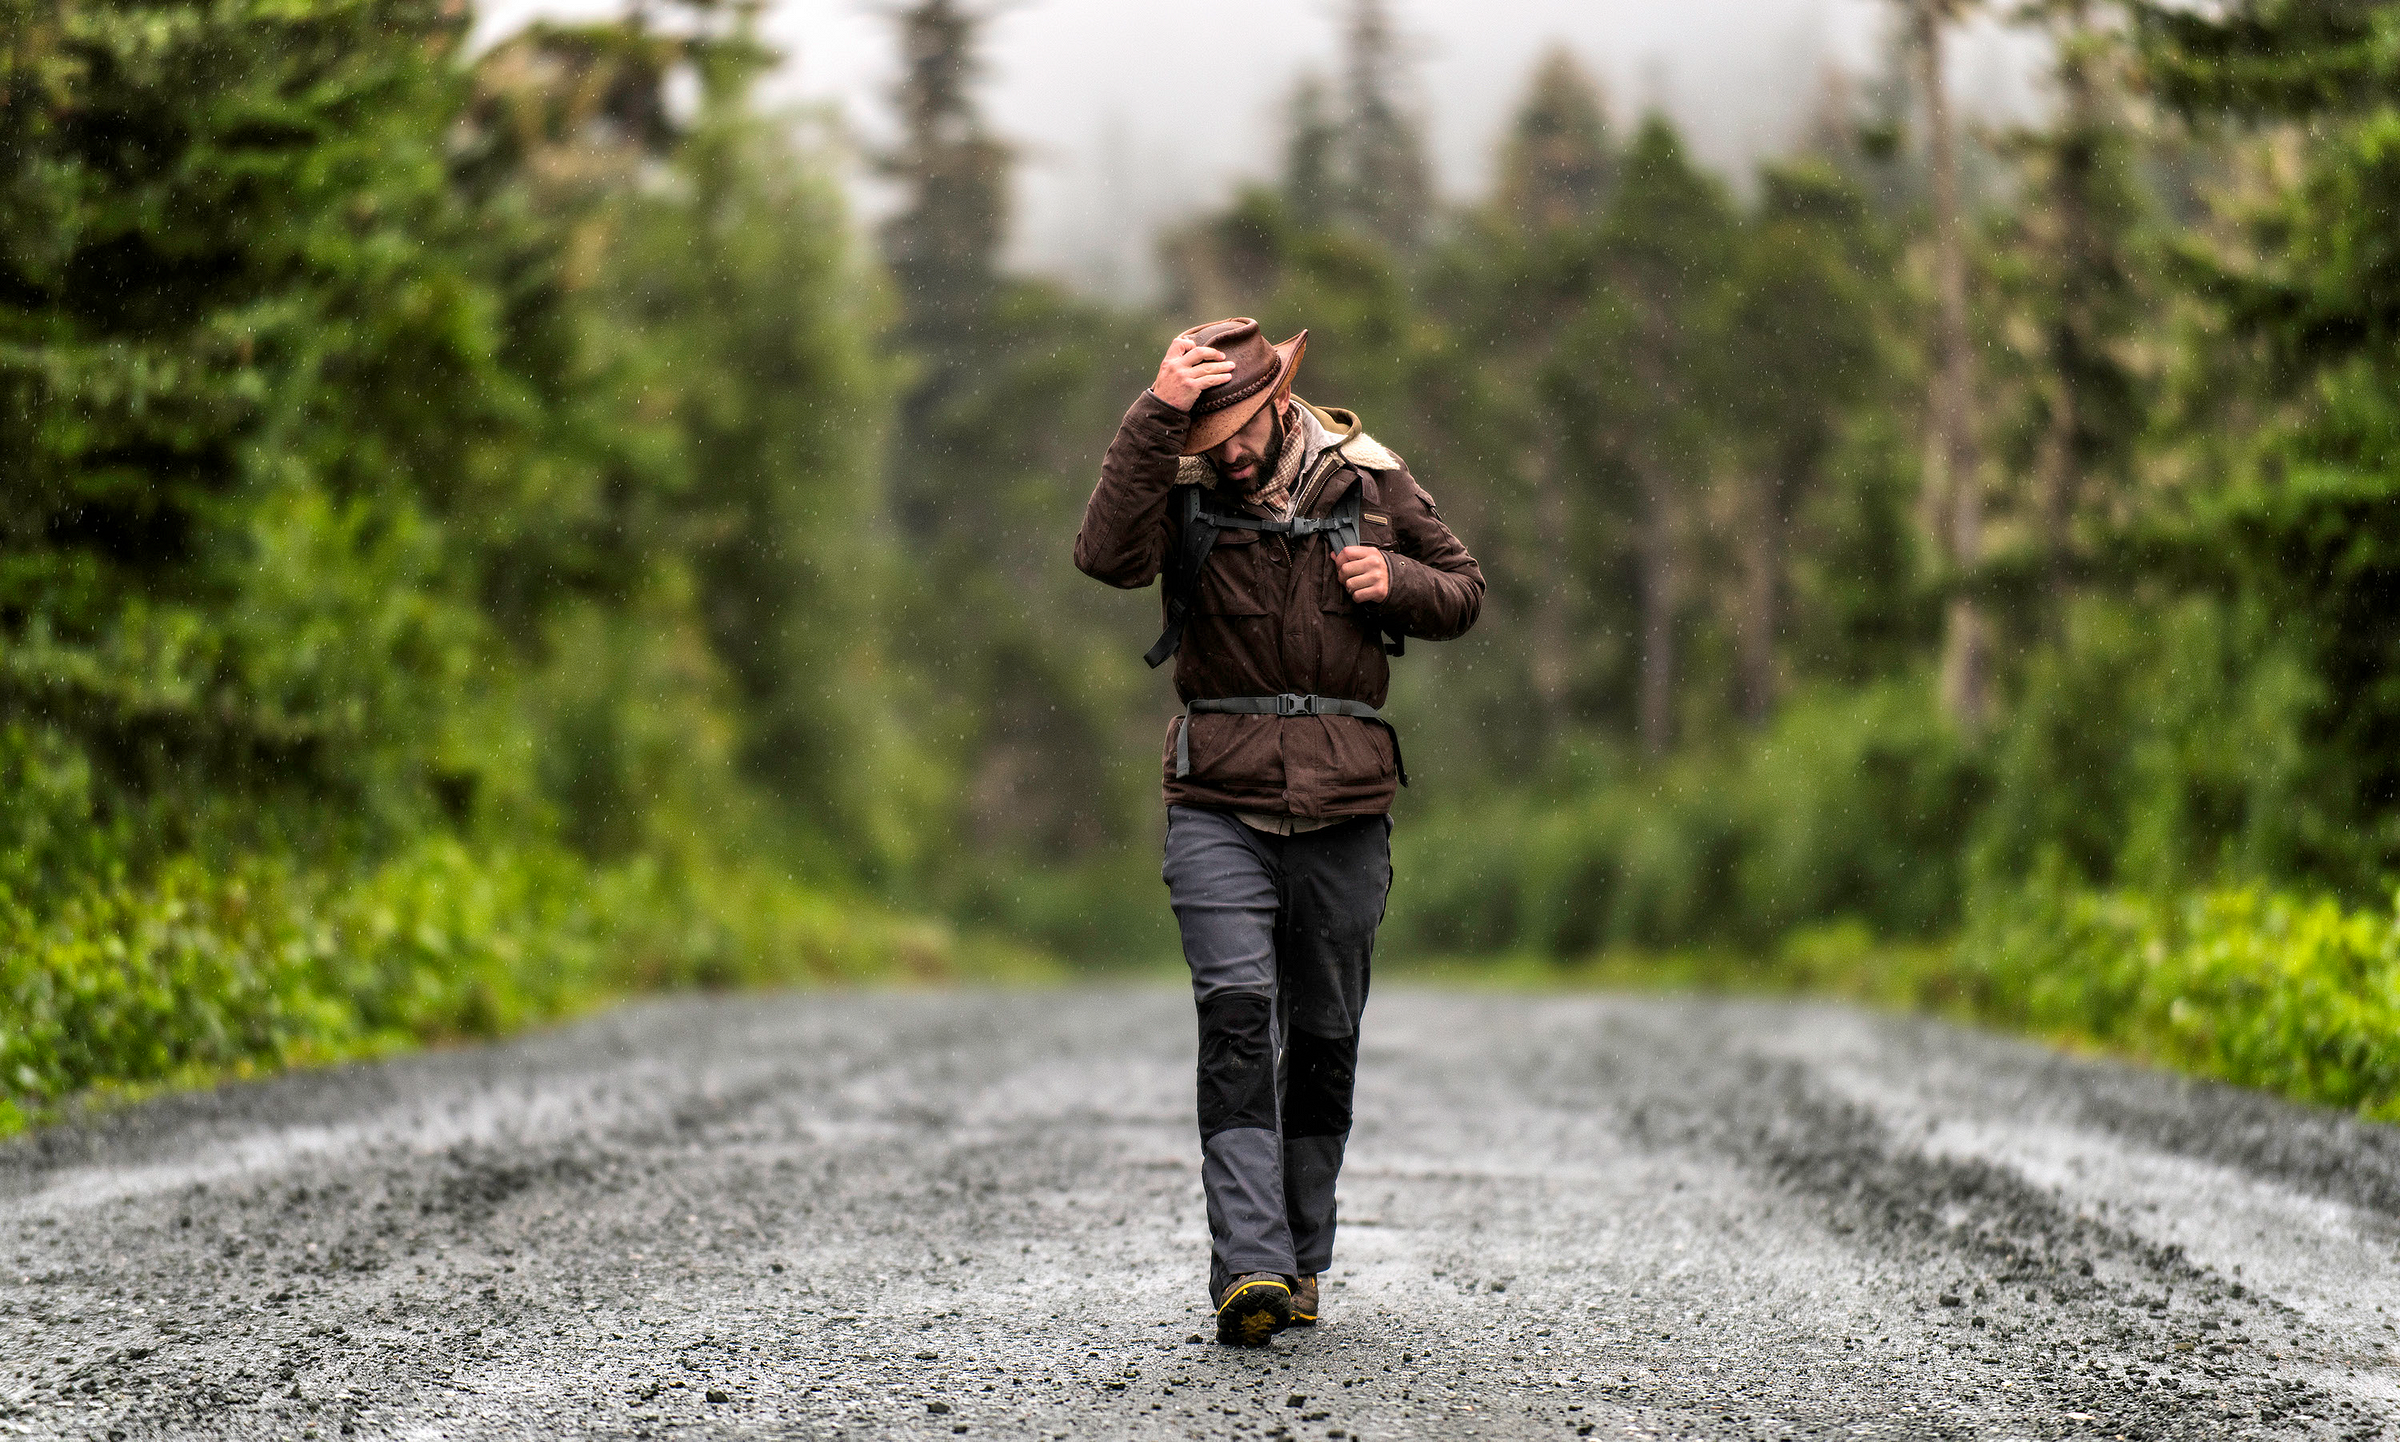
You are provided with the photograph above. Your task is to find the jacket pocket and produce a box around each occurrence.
[1162,711,1285,798]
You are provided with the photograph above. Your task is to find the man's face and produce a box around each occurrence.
[1206,398,1286,487]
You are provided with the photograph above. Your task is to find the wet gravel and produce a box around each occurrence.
[4,987,2399,1441]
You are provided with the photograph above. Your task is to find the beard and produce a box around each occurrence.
[1215,405,1288,494]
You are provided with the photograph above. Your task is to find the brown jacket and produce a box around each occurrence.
[1075,390,1485,818]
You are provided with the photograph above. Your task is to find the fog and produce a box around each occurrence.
[477,0,2048,297]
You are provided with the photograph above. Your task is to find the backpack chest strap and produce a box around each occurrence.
[1188,489,1361,549]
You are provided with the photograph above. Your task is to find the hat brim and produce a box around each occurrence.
[1180,331,1308,456]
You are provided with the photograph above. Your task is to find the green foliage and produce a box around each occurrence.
[1385,588,2343,965]
[2136,0,2400,118]
[1437,878,2400,1123]
[0,0,949,1129]
[1386,681,1981,957]
[0,0,546,859]
[1960,879,2400,1120]
[11,0,2400,1134]
[0,838,963,1136]
[594,73,908,871]
[1969,593,2325,892]
[0,0,913,873]
[2135,0,2400,888]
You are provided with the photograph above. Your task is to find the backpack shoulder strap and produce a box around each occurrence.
[1143,486,1226,669]
[1336,477,1406,657]
[1327,484,1362,552]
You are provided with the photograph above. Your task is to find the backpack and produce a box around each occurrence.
[1142,480,1406,668]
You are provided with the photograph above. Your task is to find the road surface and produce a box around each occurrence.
[5,988,2398,1440]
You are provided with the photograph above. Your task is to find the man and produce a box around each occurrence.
[1074,318,1484,1345]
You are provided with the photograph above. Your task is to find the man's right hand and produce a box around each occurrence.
[1152,334,1234,412]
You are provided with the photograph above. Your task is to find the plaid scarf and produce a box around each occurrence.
[1234,403,1309,519]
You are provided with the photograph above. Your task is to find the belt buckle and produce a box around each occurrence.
[1275,693,1311,717]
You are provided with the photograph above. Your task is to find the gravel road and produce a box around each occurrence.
[6,987,2400,1442]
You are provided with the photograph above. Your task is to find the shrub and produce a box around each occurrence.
[1386,680,1980,957]
[1961,879,2400,1119]
[0,839,951,1135]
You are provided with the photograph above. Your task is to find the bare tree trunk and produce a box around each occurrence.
[1735,465,1786,726]
[1616,295,1681,759]
[2033,354,2078,622]
[2039,0,2100,625]
[1636,452,1677,757]
[1523,442,1575,743]
[1914,0,1988,731]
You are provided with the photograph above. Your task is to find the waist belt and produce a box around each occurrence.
[1175,694,1407,787]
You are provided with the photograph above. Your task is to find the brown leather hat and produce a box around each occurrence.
[1178,317,1308,456]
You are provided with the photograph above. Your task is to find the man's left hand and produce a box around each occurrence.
[1336,545,1389,604]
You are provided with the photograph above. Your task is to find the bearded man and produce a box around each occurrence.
[1074,319,1485,1345]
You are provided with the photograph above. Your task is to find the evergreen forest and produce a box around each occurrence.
[5,0,2400,1127]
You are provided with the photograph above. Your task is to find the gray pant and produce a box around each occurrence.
[1162,805,1392,1296]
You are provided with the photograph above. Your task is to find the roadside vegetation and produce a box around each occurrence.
[1962,883,2400,1119]
[1406,885,2400,1122]
[0,844,992,1134]
[4,0,2396,1130]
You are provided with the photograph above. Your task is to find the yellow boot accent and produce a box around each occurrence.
[1213,1276,1292,1346]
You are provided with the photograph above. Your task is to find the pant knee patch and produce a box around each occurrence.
[1196,992,1277,1139]
[1283,1026,1357,1139]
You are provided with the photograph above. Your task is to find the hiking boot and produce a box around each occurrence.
[1213,1272,1291,1346]
[1288,1274,1319,1327]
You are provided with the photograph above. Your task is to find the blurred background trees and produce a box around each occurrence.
[4,0,2396,988]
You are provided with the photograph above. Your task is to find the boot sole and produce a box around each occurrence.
[1214,1279,1291,1347]
[1289,1277,1318,1326]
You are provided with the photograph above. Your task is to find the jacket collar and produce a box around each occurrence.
[1174,399,1402,503]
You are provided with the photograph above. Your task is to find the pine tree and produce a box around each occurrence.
[1341,0,1432,246]
[0,0,570,864]
[882,0,1010,544]
[608,15,897,860]
[1558,116,1739,756]
[1453,47,1621,743]
[2131,0,2400,884]
[884,0,1009,321]
[1241,3,1438,271]
[1284,72,1345,217]
[1495,46,1616,232]
[868,0,1171,876]
[2008,0,2147,620]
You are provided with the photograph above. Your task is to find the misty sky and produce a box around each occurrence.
[476,0,2048,297]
